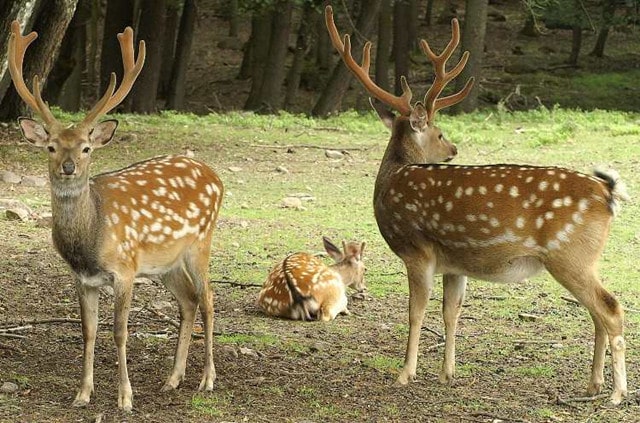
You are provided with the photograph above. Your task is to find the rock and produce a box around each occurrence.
[281,197,304,210]
[0,381,19,393]
[21,175,47,187]
[6,208,30,221]
[119,133,138,143]
[228,166,242,173]
[1,171,22,184]
[518,313,541,322]
[239,347,260,359]
[35,213,52,228]
[0,199,30,211]
[151,300,174,312]
[221,345,238,358]
[325,149,344,159]
[275,166,289,174]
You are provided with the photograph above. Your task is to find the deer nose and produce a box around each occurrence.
[62,161,76,175]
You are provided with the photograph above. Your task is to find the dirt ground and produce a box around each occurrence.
[1,2,640,423]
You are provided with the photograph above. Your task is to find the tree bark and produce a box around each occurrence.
[590,0,617,57]
[453,0,487,114]
[568,24,582,66]
[129,0,166,113]
[166,0,197,110]
[425,0,435,27]
[158,2,180,98]
[0,0,77,121]
[311,0,382,117]
[0,0,43,103]
[243,9,272,110]
[393,0,410,96]
[228,0,239,37]
[284,3,315,111]
[375,0,392,92]
[99,0,133,99]
[315,9,331,71]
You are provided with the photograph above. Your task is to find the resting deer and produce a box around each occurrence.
[257,237,366,321]
[326,6,628,404]
[8,21,224,411]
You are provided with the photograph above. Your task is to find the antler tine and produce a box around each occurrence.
[79,27,146,129]
[7,21,60,129]
[421,18,474,122]
[325,6,412,116]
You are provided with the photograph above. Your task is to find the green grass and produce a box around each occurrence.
[190,393,230,417]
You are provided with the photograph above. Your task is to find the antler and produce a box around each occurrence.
[78,27,146,130]
[7,20,61,129]
[420,19,474,122]
[325,5,413,116]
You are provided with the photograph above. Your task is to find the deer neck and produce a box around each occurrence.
[329,261,354,287]
[374,119,429,202]
[50,174,105,276]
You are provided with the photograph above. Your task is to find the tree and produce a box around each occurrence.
[285,3,317,111]
[590,0,617,57]
[99,0,133,101]
[311,0,382,117]
[159,1,181,98]
[375,0,392,92]
[129,0,167,113]
[166,0,197,110]
[393,0,410,96]
[243,7,272,110]
[453,0,488,114]
[0,0,78,121]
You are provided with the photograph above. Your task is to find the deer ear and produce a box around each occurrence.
[370,98,394,129]
[90,119,118,148]
[323,236,344,262]
[18,117,49,147]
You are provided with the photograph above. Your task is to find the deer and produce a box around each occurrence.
[325,6,628,404]
[257,237,366,321]
[7,21,224,411]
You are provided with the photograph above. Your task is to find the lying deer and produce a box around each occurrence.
[8,22,224,411]
[326,6,628,404]
[257,237,366,321]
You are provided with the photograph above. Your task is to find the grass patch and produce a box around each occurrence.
[190,393,230,418]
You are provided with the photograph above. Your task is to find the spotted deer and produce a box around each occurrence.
[8,21,224,411]
[257,237,366,321]
[326,6,628,404]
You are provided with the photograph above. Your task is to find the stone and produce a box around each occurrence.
[6,208,30,221]
[275,166,289,174]
[325,149,344,159]
[228,166,242,173]
[281,197,304,210]
[1,171,21,184]
[21,175,47,187]
[0,382,19,394]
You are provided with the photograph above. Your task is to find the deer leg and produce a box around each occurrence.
[72,282,99,408]
[197,276,216,391]
[396,258,435,385]
[113,277,134,412]
[161,266,198,392]
[440,273,467,385]
[548,265,627,404]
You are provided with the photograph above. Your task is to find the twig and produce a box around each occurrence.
[146,307,204,339]
[211,279,262,288]
[560,295,580,305]
[559,388,640,404]
[0,333,26,339]
[425,342,445,352]
[423,326,443,340]
[0,318,112,329]
[470,412,531,423]
[250,144,368,152]
[513,339,561,344]
[0,325,33,333]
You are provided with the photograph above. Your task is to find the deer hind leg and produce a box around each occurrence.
[113,274,135,412]
[547,264,627,404]
[440,274,467,385]
[72,282,99,408]
[396,257,436,386]
[161,265,199,392]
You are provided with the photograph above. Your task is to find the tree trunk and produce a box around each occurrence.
[166,0,197,110]
[568,24,582,65]
[284,3,315,111]
[45,0,90,111]
[99,0,133,99]
[590,0,617,57]
[87,0,100,101]
[375,0,392,92]
[158,2,180,98]
[129,0,166,113]
[315,10,331,71]
[244,9,272,110]
[0,0,43,103]
[425,0,435,27]
[228,0,239,37]
[408,0,418,51]
[453,0,487,114]
[393,0,410,96]
[237,36,253,80]
[311,0,382,117]
[253,0,293,113]
[0,0,77,121]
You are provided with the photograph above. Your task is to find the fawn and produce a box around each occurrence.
[8,22,224,411]
[258,237,366,321]
[326,6,628,404]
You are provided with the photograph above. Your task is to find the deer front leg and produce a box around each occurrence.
[440,274,467,385]
[396,258,435,385]
[72,282,99,408]
[113,278,134,412]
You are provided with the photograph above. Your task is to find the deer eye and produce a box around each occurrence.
[82,146,91,154]
[47,146,56,153]
[438,134,443,140]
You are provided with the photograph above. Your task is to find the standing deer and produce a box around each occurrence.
[325,6,628,404]
[8,21,224,411]
[257,237,366,321]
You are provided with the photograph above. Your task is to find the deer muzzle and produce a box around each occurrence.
[61,160,76,175]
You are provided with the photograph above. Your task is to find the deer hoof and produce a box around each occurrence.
[610,389,627,405]
[71,397,89,408]
[395,371,415,386]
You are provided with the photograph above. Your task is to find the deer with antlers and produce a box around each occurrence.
[8,21,224,411]
[325,6,628,404]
